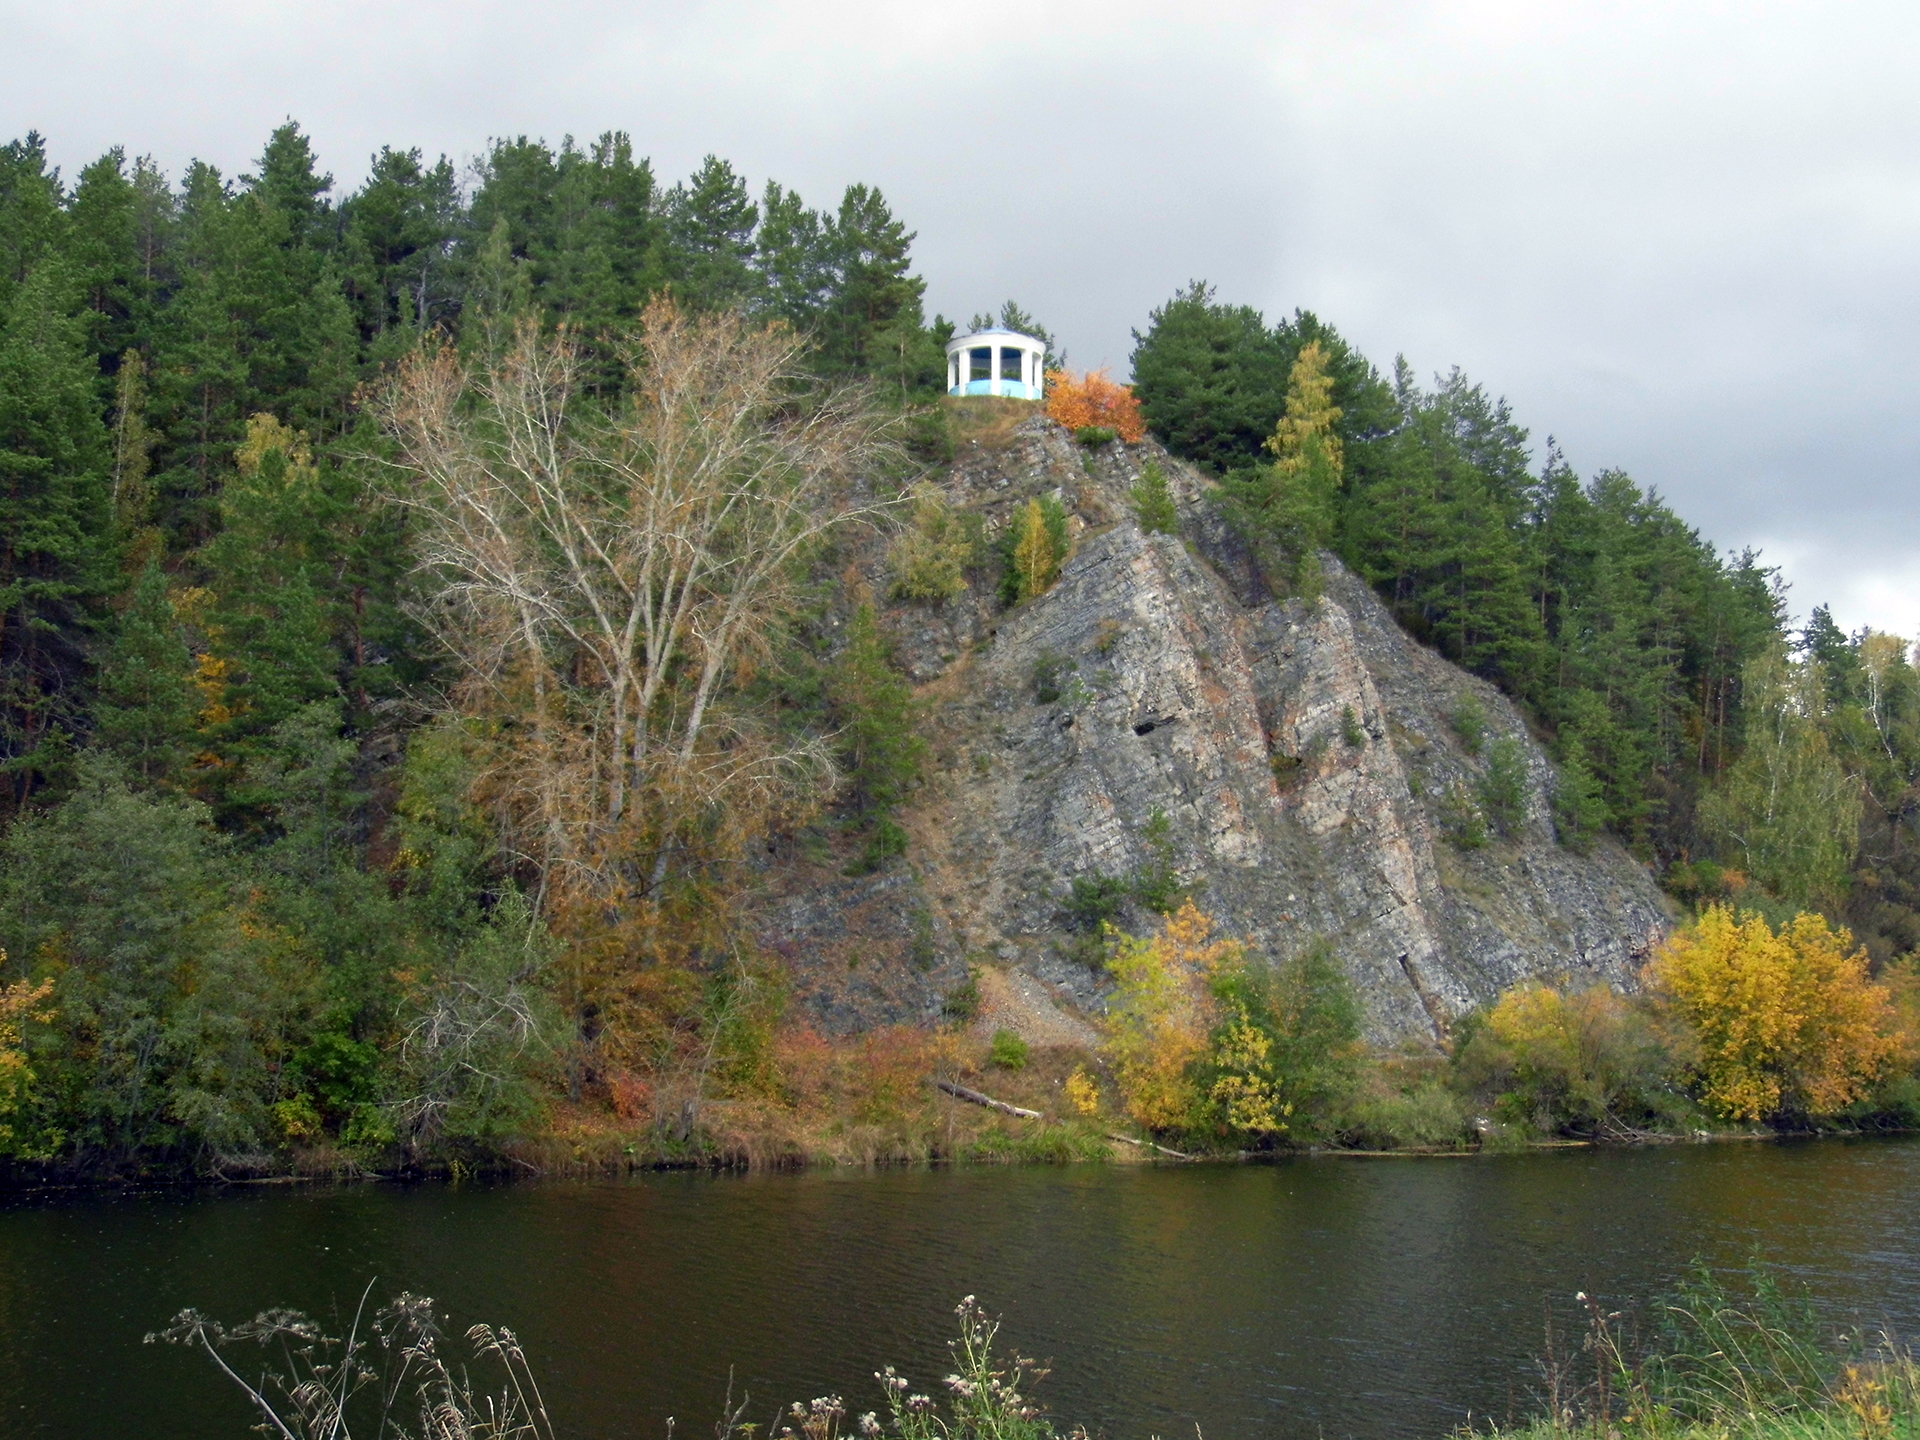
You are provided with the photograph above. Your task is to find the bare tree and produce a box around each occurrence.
[381,298,900,911]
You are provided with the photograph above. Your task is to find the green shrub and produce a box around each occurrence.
[1129,808,1184,915]
[1066,872,1131,930]
[1074,425,1117,447]
[1450,695,1486,755]
[890,487,978,603]
[1440,782,1488,849]
[1479,735,1528,837]
[846,815,910,875]
[988,1028,1031,1070]
[1130,460,1179,534]
[1341,704,1366,748]
[1031,652,1073,704]
[1450,982,1676,1137]
[942,972,980,1022]
[1340,1078,1471,1149]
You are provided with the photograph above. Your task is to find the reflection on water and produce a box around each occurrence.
[3,1137,1918,1440]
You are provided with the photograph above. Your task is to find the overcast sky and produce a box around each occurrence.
[7,1,1917,637]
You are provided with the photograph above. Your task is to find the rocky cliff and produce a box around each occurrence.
[754,415,1670,1045]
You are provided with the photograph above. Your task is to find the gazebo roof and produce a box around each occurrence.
[947,326,1045,347]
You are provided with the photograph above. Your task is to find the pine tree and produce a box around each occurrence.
[1128,281,1289,473]
[1130,461,1178,535]
[755,180,829,329]
[818,184,931,388]
[0,134,68,307]
[665,155,759,311]
[829,601,925,868]
[0,262,114,809]
[92,562,195,783]
[340,145,461,353]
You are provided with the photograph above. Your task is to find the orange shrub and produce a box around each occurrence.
[1046,367,1146,443]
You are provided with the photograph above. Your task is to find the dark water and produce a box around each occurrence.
[4,1138,1920,1440]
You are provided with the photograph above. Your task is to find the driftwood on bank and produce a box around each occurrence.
[934,1078,1043,1119]
[1104,1132,1193,1160]
[932,1078,1194,1159]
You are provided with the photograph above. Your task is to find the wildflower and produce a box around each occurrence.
[907,1395,935,1414]
[858,1413,881,1436]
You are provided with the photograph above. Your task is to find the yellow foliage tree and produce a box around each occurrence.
[0,951,56,1155]
[1010,497,1058,602]
[1650,906,1901,1120]
[1208,1005,1288,1134]
[1228,340,1346,596]
[1470,981,1667,1131]
[1105,900,1238,1131]
[1065,1066,1102,1117]
[234,412,319,490]
[1265,340,1344,478]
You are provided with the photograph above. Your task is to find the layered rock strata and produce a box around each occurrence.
[756,418,1670,1043]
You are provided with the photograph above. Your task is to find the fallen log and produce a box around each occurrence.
[1106,1132,1193,1160]
[933,1078,1043,1119]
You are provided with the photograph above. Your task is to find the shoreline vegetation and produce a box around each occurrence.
[7,892,1920,1189]
[158,1268,1920,1440]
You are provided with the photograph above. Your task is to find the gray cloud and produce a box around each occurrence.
[6,1,1916,635]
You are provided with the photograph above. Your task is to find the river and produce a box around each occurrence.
[3,1137,1918,1439]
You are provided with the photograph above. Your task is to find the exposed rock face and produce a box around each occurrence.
[756,417,1670,1043]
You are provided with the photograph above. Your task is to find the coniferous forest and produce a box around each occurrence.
[2,123,1918,1177]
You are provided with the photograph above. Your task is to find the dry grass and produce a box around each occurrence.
[942,395,1042,452]
[487,1024,1128,1174]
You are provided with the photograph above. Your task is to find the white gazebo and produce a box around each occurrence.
[946,327,1047,400]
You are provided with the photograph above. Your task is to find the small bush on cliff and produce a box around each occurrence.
[891,486,979,603]
[1130,460,1179,535]
[1450,695,1487,754]
[829,603,926,872]
[1479,735,1529,837]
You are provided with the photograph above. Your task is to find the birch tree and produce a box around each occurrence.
[1700,645,1861,908]
[381,297,898,912]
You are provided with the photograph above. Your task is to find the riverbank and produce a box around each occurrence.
[11,1025,1909,1189]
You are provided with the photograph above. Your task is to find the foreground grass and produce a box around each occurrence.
[160,1260,1916,1440]
[1479,1264,1920,1440]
